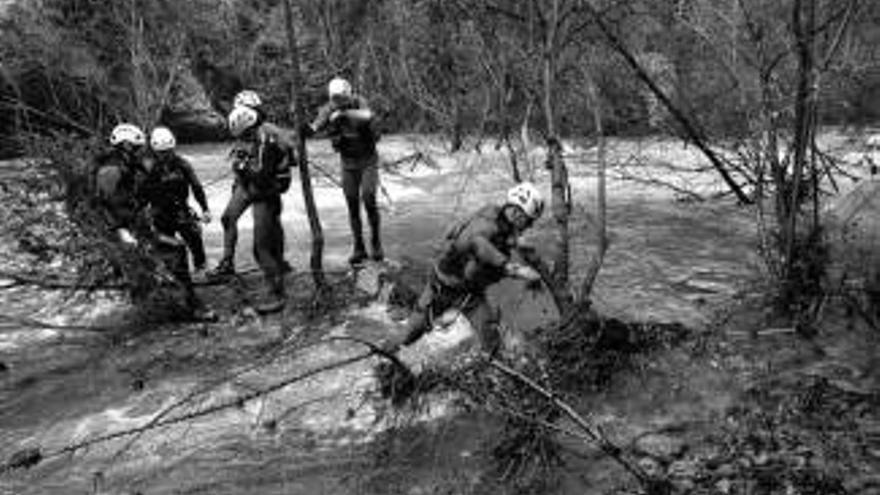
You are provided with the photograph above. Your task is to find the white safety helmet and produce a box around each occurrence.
[228,105,260,137]
[150,126,176,151]
[506,182,545,220]
[328,77,352,99]
[233,89,263,109]
[109,123,146,147]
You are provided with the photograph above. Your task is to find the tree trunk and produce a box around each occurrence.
[283,0,326,289]
[578,75,608,304]
[544,0,573,311]
[782,0,815,292]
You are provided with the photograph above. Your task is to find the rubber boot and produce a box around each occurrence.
[256,274,286,314]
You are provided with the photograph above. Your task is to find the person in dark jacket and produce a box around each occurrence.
[145,126,211,275]
[385,182,546,354]
[207,89,270,278]
[301,77,383,266]
[93,123,150,242]
[94,123,214,321]
[224,105,296,313]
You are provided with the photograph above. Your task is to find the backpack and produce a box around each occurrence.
[234,133,292,195]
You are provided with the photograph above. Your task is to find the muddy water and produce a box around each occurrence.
[0,136,766,494]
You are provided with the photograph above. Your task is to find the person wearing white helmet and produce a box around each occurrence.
[233,89,263,112]
[209,105,296,313]
[144,126,211,275]
[301,76,384,266]
[383,182,546,354]
[94,123,216,321]
[94,123,148,241]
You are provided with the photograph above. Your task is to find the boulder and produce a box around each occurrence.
[633,433,687,462]
[162,69,228,142]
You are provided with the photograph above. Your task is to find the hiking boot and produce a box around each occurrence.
[281,260,293,274]
[206,258,235,280]
[256,274,286,314]
[370,240,384,262]
[255,298,285,315]
[189,307,218,322]
[192,265,208,281]
[348,249,368,267]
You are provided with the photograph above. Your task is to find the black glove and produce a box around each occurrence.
[299,122,315,138]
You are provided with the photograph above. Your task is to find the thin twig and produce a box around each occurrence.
[488,358,662,488]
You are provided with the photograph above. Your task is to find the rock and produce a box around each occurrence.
[667,458,701,479]
[715,478,733,494]
[845,475,880,493]
[633,433,687,461]
[354,262,386,297]
[6,447,41,470]
[714,463,737,478]
[162,69,228,142]
[637,456,664,479]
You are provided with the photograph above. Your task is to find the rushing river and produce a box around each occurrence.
[0,136,766,494]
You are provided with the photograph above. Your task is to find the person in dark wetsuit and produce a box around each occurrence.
[208,89,275,278]
[93,123,149,245]
[225,105,296,313]
[145,126,211,275]
[385,182,546,354]
[94,123,214,321]
[301,77,384,266]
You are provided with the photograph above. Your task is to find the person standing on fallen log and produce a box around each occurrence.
[300,77,384,266]
[384,182,546,354]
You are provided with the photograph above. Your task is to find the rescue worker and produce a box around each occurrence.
[94,123,214,321]
[207,89,265,278]
[233,89,265,117]
[384,182,546,354]
[224,105,295,313]
[145,126,211,275]
[93,123,149,245]
[301,77,383,266]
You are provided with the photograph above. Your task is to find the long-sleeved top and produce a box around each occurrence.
[435,205,518,292]
[93,149,147,231]
[144,153,208,213]
[141,152,210,233]
[229,123,292,198]
[308,96,379,162]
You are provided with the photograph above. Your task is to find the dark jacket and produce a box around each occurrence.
[230,125,292,198]
[309,96,379,161]
[435,205,517,292]
[142,153,208,231]
[93,149,148,230]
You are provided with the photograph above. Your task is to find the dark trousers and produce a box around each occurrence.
[152,233,200,309]
[178,212,206,269]
[220,182,254,262]
[153,208,206,271]
[341,155,381,253]
[403,269,499,352]
[252,194,285,278]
